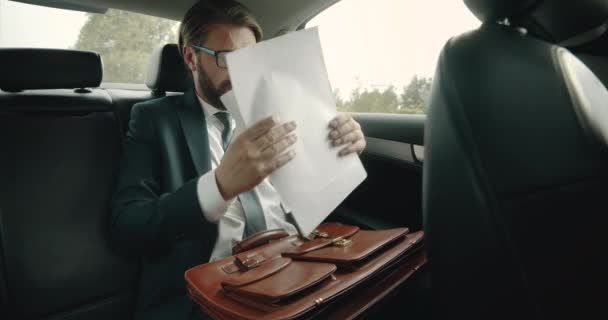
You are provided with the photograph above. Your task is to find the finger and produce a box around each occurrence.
[338,139,366,157]
[329,119,359,140]
[332,129,363,147]
[328,113,351,129]
[246,116,280,140]
[262,150,296,175]
[254,121,297,150]
[261,134,298,159]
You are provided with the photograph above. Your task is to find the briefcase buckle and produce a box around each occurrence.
[235,254,266,270]
[312,230,352,246]
[331,236,352,247]
[221,263,241,274]
[312,230,329,238]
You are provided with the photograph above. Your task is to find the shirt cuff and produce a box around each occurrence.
[197,169,234,223]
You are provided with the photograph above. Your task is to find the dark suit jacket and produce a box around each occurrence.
[111,90,216,320]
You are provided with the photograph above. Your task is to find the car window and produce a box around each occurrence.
[307,0,480,114]
[0,0,179,84]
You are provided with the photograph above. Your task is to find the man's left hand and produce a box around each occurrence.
[328,113,366,156]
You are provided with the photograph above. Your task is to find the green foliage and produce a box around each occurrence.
[73,10,178,83]
[400,75,432,113]
[336,76,432,114]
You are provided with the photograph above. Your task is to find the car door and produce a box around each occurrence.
[332,113,425,230]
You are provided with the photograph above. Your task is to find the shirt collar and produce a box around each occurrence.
[196,92,223,118]
[196,91,237,131]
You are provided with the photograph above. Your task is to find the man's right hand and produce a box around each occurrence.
[215,116,298,200]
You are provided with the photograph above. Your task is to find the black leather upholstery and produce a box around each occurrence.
[0,89,115,112]
[145,44,190,94]
[424,24,608,319]
[0,104,139,320]
[105,89,158,138]
[464,0,608,44]
[0,48,140,319]
[0,49,102,91]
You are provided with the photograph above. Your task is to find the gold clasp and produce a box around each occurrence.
[331,236,352,247]
[312,230,329,238]
[312,230,352,246]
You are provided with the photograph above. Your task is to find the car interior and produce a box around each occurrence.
[425,1,608,319]
[1,0,607,319]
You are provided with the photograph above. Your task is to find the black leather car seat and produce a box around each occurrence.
[0,49,139,320]
[107,43,189,141]
[145,43,190,97]
[424,1,608,319]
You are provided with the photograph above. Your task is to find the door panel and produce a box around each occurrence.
[328,113,425,231]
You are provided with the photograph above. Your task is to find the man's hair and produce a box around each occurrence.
[178,0,263,56]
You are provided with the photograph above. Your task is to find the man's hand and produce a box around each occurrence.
[215,116,298,200]
[328,113,366,156]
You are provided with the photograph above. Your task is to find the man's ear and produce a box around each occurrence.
[182,46,197,72]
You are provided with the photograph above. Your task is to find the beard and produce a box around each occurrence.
[197,62,232,110]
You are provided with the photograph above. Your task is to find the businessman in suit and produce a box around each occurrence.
[110,1,366,319]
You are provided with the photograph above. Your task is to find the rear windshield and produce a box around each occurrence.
[0,0,179,84]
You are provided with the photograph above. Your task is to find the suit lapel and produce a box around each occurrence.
[176,90,212,176]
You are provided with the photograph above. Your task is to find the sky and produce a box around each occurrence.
[0,0,479,92]
[0,0,88,49]
[308,0,480,94]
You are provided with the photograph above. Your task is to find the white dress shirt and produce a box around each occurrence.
[195,96,298,261]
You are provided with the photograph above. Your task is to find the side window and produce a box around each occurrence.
[0,0,179,84]
[73,10,179,83]
[308,0,479,114]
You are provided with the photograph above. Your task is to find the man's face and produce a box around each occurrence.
[186,24,256,109]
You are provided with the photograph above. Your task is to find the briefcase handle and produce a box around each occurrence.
[232,228,290,255]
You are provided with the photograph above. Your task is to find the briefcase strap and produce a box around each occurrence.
[232,228,289,255]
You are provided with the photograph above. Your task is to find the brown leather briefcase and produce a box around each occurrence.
[185,223,425,320]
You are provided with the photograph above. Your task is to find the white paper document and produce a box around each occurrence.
[221,27,367,236]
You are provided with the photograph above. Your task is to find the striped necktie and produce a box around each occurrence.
[214,112,267,237]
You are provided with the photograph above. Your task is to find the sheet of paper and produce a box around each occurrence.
[221,27,367,236]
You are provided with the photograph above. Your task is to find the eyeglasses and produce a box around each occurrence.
[191,44,231,69]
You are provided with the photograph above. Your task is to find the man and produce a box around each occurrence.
[110,1,366,319]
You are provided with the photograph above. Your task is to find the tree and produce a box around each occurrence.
[340,86,399,113]
[73,10,178,83]
[332,76,433,114]
[399,76,432,114]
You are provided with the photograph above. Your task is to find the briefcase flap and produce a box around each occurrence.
[222,260,336,304]
[312,223,360,239]
[287,228,409,267]
[222,257,292,288]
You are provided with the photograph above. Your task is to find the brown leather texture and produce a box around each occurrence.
[232,229,290,255]
[313,223,360,238]
[185,223,425,320]
[283,223,361,256]
[222,257,292,288]
[223,260,337,303]
[287,228,409,267]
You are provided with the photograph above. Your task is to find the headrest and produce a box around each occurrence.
[145,44,190,93]
[465,0,608,45]
[464,0,535,22]
[0,48,102,91]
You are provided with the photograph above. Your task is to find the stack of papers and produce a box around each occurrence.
[220,27,367,236]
